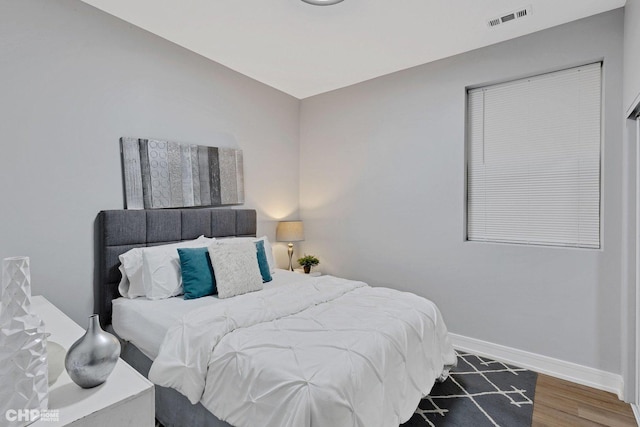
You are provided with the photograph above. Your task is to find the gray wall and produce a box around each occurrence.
[0,0,300,325]
[624,0,640,115]
[622,0,640,400]
[0,0,629,378]
[299,10,624,374]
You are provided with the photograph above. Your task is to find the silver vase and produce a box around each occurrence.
[64,314,120,388]
[0,256,48,427]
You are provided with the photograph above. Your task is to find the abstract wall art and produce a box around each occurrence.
[120,137,244,210]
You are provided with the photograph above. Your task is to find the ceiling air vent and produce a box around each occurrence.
[501,13,515,23]
[487,5,532,28]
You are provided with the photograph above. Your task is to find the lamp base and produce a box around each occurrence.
[287,243,294,271]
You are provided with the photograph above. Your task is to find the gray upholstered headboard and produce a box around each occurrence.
[96,208,257,327]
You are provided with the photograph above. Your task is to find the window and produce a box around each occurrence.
[466,63,602,248]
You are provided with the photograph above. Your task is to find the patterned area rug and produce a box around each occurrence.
[402,351,537,427]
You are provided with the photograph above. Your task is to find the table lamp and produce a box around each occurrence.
[276,221,305,271]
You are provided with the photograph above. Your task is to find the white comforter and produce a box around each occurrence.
[148,276,456,427]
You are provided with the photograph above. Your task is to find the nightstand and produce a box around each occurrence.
[30,296,154,427]
[294,268,322,277]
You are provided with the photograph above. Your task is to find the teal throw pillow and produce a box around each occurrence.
[255,240,272,283]
[178,247,216,299]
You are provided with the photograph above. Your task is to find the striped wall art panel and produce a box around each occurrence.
[121,137,244,210]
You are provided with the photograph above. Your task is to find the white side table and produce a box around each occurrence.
[30,296,154,427]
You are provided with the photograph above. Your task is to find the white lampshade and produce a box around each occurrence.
[276,221,305,242]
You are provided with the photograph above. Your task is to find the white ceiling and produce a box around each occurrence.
[80,0,625,99]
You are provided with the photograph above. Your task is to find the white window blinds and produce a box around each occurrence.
[467,63,602,248]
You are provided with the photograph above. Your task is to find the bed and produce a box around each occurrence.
[96,208,456,427]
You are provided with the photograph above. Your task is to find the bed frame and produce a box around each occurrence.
[96,207,256,427]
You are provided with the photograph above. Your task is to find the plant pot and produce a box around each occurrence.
[303,265,311,274]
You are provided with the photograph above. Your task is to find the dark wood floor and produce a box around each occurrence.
[532,374,637,426]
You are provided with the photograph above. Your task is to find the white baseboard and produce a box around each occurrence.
[632,403,640,425]
[449,333,625,400]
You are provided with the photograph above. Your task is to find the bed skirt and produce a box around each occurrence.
[119,339,233,427]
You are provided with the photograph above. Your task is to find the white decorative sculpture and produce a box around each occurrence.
[0,257,48,427]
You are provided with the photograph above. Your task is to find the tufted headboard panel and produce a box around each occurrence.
[95,208,257,327]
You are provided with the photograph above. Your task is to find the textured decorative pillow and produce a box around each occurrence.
[217,236,276,273]
[255,240,272,283]
[208,242,263,299]
[118,235,212,299]
[178,247,216,300]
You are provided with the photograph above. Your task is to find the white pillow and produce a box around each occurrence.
[118,248,145,299]
[142,237,214,300]
[117,236,212,299]
[208,242,263,299]
[217,236,275,274]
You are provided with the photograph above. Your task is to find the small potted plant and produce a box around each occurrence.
[297,254,319,274]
